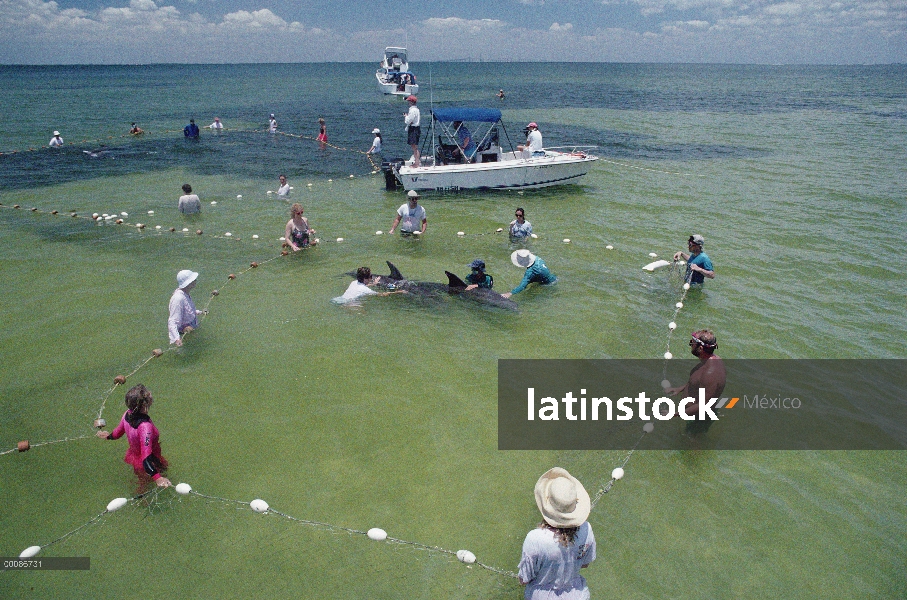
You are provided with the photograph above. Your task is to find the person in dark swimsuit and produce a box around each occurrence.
[285,203,316,251]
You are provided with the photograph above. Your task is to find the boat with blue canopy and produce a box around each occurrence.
[385,107,597,192]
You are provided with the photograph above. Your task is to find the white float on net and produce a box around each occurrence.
[669,322,677,330]
[456,549,477,564]
[20,545,41,558]
[643,422,655,433]
[611,467,625,480]
[107,497,128,512]
[250,499,269,513]
[175,483,192,495]
[367,528,387,541]
[664,352,673,360]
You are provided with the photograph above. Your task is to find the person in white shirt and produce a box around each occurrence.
[389,190,427,235]
[168,270,205,346]
[178,184,201,214]
[49,131,63,147]
[208,117,223,130]
[518,122,544,156]
[269,114,277,134]
[334,266,405,304]
[367,128,382,155]
[277,174,291,197]
[403,95,421,167]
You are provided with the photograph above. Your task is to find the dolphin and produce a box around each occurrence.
[381,261,518,311]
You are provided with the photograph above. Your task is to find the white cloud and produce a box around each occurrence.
[422,17,506,32]
[549,22,573,31]
[222,8,286,28]
[764,2,803,16]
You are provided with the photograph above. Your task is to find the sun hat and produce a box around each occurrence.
[407,190,420,198]
[53,131,60,136]
[689,234,705,246]
[511,249,536,268]
[406,95,418,102]
[469,259,485,270]
[372,128,380,134]
[177,269,199,289]
[527,122,538,129]
[534,467,591,528]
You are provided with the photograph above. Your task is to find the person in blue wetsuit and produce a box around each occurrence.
[183,119,200,139]
[464,259,493,290]
[502,250,556,298]
[673,234,714,285]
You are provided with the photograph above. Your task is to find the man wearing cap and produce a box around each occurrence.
[389,190,427,235]
[518,467,596,599]
[49,131,63,147]
[518,122,543,157]
[403,95,421,168]
[464,259,493,290]
[673,234,714,285]
[208,117,223,130]
[168,270,205,346]
[666,329,725,433]
[502,250,556,298]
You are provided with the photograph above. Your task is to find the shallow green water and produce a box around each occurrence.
[1,63,905,598]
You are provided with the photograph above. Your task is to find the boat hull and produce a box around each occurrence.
[395,153,597,191]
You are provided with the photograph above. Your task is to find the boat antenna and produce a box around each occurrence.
[429,63,436,166]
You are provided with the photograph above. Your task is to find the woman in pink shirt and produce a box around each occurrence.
[97,384,171,487]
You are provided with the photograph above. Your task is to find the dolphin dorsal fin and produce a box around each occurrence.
[445,271,467,288]
[386,261,404,281]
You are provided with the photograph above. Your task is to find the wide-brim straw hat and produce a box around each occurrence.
[511,249,536,268]
[534,467,591,528]
[177,269,199,289]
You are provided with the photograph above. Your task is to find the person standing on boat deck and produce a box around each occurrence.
[518,122,543,156]
[389,190,427,235]
[501,249,556,298]
[509,207,532,239]
[367,128,382,155]
[672,234,715,286]
[49,131,64,147]
[453,120,477,163]
[404,95,421,168]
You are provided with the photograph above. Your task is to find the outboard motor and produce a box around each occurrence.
[381,158,404,191]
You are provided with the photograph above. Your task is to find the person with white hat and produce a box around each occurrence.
[367,128,382,155]
[672,234,714,286]
[49,131,64,147]
[389,190,427,235]
[501,249,556,298]
[168,269,205,346]
[269,113,277,134]
[518,467,596,599]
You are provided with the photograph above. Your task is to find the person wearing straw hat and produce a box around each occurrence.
[501,250,556,298]
[48,131,63,147]
[168,269,205,346]
[389,190,427,235]
[672,234,714,286]
[518,467,596,599]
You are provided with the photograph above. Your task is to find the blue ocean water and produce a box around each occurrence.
[1,63,905,598]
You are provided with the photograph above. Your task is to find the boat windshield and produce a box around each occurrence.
[384,48,408,67]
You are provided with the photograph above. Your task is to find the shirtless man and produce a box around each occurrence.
[666,329,725,433]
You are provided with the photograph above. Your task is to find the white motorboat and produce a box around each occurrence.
[384,108,597,191]
[376,47,419,96]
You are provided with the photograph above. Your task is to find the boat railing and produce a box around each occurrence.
[542,145,599,157]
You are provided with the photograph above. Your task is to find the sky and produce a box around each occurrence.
[0,0,904,64]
